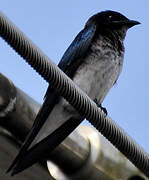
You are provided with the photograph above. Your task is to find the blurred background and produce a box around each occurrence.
[0,0,148,153]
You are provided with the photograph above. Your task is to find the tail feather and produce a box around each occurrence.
[11,117,84,175]
[7,90,59,173]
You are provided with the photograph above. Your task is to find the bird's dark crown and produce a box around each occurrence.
[86,10,140,29]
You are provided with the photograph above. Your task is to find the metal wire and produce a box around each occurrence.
[0,11,149,178]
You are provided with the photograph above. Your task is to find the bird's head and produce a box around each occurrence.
[86,10,140,39]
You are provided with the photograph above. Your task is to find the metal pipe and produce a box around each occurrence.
[48,126,147,180]
[0,73,146,179]
[0,73,40,143]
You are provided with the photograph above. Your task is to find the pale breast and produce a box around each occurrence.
[73,36,124,104]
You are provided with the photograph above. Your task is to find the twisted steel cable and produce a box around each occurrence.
[0,12,149,178]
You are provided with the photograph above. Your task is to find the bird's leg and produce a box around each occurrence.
[94,98,107,115]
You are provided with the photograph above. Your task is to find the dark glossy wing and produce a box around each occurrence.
[8,24,96,174]
[58,24,96,77]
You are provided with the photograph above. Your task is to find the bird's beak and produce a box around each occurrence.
[126,19,141,28]
[109,19,140,28]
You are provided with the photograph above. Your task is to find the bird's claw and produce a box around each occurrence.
[99,105,108,115]
[94,99,108,115]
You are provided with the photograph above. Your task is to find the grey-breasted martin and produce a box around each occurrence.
[7,10,140,175]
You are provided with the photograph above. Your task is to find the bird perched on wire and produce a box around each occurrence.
[7,10,140,175]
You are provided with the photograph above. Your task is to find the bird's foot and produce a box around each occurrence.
[94,99,107,115]
[99,105,108,115]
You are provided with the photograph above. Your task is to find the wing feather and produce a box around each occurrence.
[8,24,96,174]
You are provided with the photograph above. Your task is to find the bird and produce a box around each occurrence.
[7,10,140,175]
